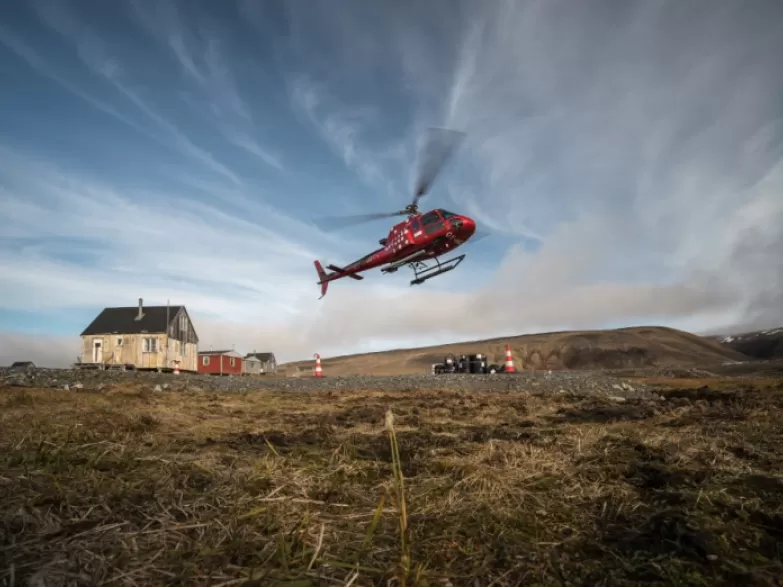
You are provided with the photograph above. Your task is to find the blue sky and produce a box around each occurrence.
[1,0,782,366]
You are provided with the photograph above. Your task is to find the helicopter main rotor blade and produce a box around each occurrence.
[312,210,406,232]
[411,127,466,208]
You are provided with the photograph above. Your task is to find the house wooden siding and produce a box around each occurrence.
[198,350,243,375]
[79,299,200,372]
[80,334,198,371]
[242,356,263,375]
[167,307,199,345]
[244,352,278,374]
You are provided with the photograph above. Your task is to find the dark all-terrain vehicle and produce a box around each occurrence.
[431,353,502,374]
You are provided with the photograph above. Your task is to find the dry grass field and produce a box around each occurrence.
[2,377,783,586]
[281,326,748,376]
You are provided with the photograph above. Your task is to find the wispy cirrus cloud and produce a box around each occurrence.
[0,146,318,316]
[0,22,161,148]
[270,0,783,328]
[3,1,246,186]
[26,0,283,176]
[123,0,284,172]
[286,74,394,193]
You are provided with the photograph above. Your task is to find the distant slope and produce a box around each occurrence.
[282,326,748,376]
[709,327,783,360]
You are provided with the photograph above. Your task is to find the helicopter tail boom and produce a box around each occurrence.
[314,260,333,299]
[314,260,363,298]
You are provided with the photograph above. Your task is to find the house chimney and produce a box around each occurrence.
[135,297,144,321]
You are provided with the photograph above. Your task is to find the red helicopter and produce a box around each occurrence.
[313,128,481,298]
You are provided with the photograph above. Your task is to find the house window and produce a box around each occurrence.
[230,358,236,367]
[142,337,157,353]
[116,337,123,347]
[202,356,210,366]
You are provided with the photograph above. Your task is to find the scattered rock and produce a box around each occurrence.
[0,366,661,399]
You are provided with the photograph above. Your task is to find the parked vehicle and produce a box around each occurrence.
[431,353,502,374]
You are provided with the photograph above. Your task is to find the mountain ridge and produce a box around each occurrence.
[708,326,783,360]
[281,325,748,376]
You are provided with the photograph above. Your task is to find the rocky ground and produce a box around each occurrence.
[0,365,662,399]
[2,372,783,586]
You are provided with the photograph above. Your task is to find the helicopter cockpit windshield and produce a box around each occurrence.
[436,209,464,230]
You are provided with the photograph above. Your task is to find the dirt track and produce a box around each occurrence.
[1,376,782,586]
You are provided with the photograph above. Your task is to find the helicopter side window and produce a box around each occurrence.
[423,211,447,235]
[439,209,457,219]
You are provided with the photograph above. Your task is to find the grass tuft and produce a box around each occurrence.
[1,381,782,585]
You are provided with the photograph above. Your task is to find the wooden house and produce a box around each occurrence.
[245,352,277,374]
[242,355,263,375]
[198,349,243,375]
[79,298,199,372]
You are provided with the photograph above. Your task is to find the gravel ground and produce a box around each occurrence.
[0,366,662,400]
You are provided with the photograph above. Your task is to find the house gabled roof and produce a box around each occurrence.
[80,305,183,336]
[198,350,243,358]
[245,352,276,362]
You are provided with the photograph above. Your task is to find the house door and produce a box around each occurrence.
[93,339,103,363]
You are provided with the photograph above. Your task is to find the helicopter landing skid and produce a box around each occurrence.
[409,254,465,286]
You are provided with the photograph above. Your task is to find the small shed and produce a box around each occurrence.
[242,355,263,376]
[198,350,243,376]
[244,352,277,374]
[10,361,36,371]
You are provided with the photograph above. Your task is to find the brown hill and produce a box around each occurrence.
[281,326,748,376]
[708,327,783,360]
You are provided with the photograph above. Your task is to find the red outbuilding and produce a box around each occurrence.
[197,349,243,376]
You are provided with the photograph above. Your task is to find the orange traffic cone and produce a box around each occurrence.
[504,345,516,373]
[314,353,323,377]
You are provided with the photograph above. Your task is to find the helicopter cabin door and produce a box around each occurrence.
[409,217,423,244]
[420,210,445,235]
